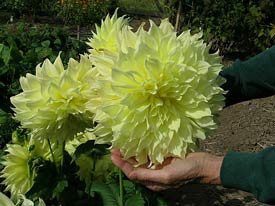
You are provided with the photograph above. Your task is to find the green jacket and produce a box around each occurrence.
[219,46,275,204]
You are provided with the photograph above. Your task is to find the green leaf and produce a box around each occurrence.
[54,39,62,46]
[74,140,95,158]
[125,194,145,206]
[0,109,9,124]
[269,25,275,38]
[26,160,58,200]
[0,66,10,76]
[35,47,53,59]
[0,43,11,65]
[74,140,109,159]
[156,197,169,206]
[90,182,120,206]
[52,180,69,198]
[41,40,51,47]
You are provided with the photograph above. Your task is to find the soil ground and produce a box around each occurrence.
[164,95,275,206]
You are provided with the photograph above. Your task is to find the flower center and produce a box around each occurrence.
[143,80,158,95]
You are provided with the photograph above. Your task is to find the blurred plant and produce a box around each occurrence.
[2,0,58,17]
[175,0,275,55]
[58,0,117,25]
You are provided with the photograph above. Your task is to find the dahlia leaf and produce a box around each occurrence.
[90,182,120,206]
[125,194,145,206]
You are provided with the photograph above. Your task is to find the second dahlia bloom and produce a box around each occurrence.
[10,54,96,142]
[88,17,226,166]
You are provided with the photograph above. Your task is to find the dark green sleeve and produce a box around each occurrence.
[220,46,275,106]
[220,146,275,204]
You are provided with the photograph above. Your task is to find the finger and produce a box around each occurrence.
[145,184,166,191]
[140,180,183,191]
[127,166,171,184]
[111,149,122,157]
[111,151,172,184]
[111,149,138,165]
[111,153,136,179]
[111,153,166,183]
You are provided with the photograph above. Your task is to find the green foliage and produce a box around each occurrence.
[173,0,275,55]
[91,182,121,206]
[1,0,58,16]
[0,23,87,147]
[118,0,165,16]
[0,128,168,206]
[57,0,117,25]
[74,140,109,158]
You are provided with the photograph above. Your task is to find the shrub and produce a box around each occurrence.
[174,0,275,55]
[2,0,58,17]
[58,0,117,25]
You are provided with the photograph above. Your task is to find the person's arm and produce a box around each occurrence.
[221,146,275,204]
[220,46,275,106]
[111,147,275,204]
[111,149,224,191]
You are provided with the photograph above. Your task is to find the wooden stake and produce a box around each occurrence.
[174,1,182,32]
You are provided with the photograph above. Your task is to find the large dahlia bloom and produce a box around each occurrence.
[88,15,225,165]
[11,54,96,142]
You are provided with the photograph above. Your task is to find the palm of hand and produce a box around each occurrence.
[111,150,205,191]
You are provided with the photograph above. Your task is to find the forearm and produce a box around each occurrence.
[220,46,275,106]
[220,147,275,204]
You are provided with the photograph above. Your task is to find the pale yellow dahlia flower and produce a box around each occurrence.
[11,54,96,142]
[87,9,128,53]
[1,144,34,197]
[1,137,62,198]
[87,14,225,165]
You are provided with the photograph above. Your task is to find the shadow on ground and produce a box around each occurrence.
[164,184,263,206]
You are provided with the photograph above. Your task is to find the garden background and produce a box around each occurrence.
[0,0,275,205]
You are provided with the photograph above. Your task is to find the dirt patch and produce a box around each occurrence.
[164,96,275,206]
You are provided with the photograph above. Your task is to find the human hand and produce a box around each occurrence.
[111,149,223,191]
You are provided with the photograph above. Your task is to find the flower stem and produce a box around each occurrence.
[60,141,65,176]
[119,169,124,206]
[47,139,56,166]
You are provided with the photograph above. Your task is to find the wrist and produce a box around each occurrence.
[200,154,224,185]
